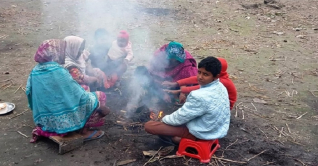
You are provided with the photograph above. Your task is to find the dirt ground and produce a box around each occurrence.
[1,0,318,165]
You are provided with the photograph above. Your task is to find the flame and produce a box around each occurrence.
[149,111,164,120]
[158,111,164,119]
[150,111,156,120]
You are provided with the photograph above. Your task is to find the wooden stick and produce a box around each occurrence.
[296,112,307,119]
[129,122,142,125]
[246,150,267,161]
[235,102,242,118]
[309,90,318,97]
[279,127,284,137]
[225,139,238,150]
[269,56,287,61]
[287,139,304,146]
[272,126,286,137]
[143,146,162,166]
[258,128,268,139]
[114,88,122,96]
[294,159,306,166]
[0,78,12,83]
[17,131,29,138]
[14,84,22,93]
[285,123,292,134]
[282,131,295,140]
[251,103,257,111]
[211,156,246,164]
[263,161,275,165]
[3,83,12,90]
[242,110,245,119]
[217,159,226,166]
[159,155,182,161]
[112,160,117,166]
[272,125,279,131]
[10,109,29,119]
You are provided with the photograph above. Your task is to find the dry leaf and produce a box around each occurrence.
[117,159,136,166]
[253,98,267,104]
[143,150,157,156]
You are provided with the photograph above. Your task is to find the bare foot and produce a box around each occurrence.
[172,136,181,143]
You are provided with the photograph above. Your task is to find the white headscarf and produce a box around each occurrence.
[63,36,88,74]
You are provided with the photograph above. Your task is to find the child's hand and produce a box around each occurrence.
[104,81,111,89]
[163,93,171,103]
[77,74,85,84]
[124,59,129,66]
[179,93,187,104]
[161,81,178,88]
[163,89,181,95]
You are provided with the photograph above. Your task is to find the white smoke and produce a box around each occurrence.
[40,0,172,118]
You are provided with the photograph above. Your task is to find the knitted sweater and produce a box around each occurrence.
[108,40,133,61]
[162,79,230,140]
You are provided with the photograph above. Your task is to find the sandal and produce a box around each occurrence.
[84,130,105,142]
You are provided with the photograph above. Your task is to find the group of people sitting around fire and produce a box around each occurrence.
[26,28,237,145]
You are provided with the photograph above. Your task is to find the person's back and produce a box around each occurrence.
[217,58,237,110]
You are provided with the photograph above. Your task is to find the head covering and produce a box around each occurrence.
[64,36,85,60]
[217,57,228,78]
[149,43,197,82]
[166,41,186,63]
[117,30,129,41]
[63,36,87,73]
[34,39,66,63]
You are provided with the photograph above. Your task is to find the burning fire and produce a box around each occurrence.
[150,111,164,120]
[158,111,164,119]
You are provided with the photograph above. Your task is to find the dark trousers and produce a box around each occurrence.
[144,121,196,140]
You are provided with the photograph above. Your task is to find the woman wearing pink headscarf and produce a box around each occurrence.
[29,39,109,142]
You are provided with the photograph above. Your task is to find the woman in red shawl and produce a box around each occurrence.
[148,41,197,83]
[143,41,198,102]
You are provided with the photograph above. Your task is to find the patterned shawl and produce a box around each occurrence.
[148,44,198,82]
[34,39,66,64]
[26,39,98,133]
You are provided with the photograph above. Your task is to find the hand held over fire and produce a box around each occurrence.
[161,81,178,88]
[163,89,181,95]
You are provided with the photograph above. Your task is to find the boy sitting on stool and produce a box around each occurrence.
[144,56,230,144]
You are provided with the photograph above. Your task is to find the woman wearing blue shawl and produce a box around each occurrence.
[27,39,110,142]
